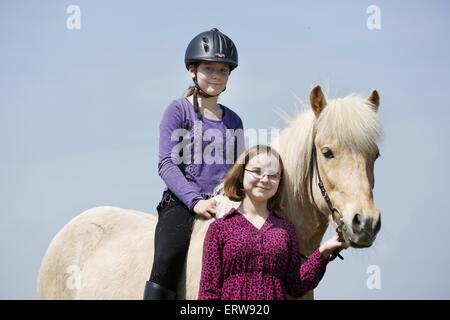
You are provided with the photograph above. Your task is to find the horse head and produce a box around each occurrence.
[309,85,382,248]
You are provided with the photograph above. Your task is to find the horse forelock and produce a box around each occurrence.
[316,95,382,156]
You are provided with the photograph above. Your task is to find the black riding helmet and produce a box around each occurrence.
[185,28,238,71]
[184,28,238,115]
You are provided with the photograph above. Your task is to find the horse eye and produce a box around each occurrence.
[375,152,381,160]
[322,147,334,159]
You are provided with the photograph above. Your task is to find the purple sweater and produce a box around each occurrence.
[158,98,244,209]
[199,208,329,300]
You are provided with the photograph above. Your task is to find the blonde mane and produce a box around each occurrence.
[317,95,382,156]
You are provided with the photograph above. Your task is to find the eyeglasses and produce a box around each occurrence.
[245,168,281,181]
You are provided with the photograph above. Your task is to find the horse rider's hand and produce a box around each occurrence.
[193,199,217,219]
[319,235,349,258]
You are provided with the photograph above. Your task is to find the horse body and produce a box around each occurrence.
[37,86,382,299]
[37,207,156,299]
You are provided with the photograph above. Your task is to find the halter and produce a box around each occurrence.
[311,147,346,261]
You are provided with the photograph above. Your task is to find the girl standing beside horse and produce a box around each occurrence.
[199,145,349,300]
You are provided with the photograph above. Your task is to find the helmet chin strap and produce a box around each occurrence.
[192,74,226,116]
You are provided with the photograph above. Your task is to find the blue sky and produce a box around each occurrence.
[1,0,449,299]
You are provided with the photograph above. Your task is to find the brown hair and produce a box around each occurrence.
[223,145,286,213]
[184,85,196,98]
[184,63,199,97]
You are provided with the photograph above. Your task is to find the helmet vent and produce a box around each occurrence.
[202,36,210,52]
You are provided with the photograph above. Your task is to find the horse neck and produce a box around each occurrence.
[274,110,329,254]
[285,192,329,254]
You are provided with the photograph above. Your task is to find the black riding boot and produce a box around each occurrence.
[143,281,176,300]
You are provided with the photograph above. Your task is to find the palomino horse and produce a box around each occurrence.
[37,86,382,299]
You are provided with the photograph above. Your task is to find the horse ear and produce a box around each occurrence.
[310,85,327,118]
[367,90,379,112]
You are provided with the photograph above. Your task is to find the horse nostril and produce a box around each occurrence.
[374,215,381,234]
[353,213,362,225]
[352,213,363,233]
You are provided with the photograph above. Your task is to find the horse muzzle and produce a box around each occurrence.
[345,212,381,248]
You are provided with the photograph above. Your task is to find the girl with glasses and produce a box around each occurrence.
[199,145,348,300]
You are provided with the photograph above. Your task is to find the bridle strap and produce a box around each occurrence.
[311,147,345,261]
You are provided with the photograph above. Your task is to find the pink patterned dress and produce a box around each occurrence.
[198,208,329,300]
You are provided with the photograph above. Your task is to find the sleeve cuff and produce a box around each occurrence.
[189,197,204,211]
[311,248,330,266]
